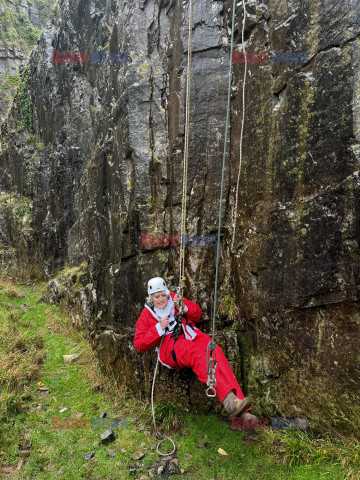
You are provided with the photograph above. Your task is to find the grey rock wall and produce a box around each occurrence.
[0,0,359,435]
[0,43,26,119]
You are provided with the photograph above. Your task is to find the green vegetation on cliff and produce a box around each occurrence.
[0,0,56,121]
[0,71,20,92]
[0,0,56,53]
[17,66,33,130]
[0,67,33,129]
[0,70,20,120]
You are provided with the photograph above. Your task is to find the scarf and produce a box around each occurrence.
[154,295,175,324]
[145,295,197,340]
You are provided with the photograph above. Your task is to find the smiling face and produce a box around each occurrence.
[152,291,168,309]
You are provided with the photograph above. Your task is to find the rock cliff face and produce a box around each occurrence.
[0,0,359,435]
[0,0,56,118]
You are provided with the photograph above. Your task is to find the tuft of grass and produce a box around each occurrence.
[0,274,24,298]
[26,134,44,151]
[258,427,360,480]
[130,400,186,434]
[218,293,241,323]
[0,296,45,421]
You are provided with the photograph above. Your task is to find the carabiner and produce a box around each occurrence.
[206,386,217,397]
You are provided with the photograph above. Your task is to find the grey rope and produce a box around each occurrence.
[212,0,238,338]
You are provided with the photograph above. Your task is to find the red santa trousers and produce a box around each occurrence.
[160,328,251,409]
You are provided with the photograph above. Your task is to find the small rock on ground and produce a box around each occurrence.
[82,451,95,460]
[131,451,145,461]
[62,354,80,363]
[100,429,115,444]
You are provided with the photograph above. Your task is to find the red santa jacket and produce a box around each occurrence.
[134,292,202,368]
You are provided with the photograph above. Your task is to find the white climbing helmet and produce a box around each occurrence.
[147,277,170,296]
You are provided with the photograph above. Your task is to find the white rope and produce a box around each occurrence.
[231,0,248,252]
[178,0,194,293]
[151,337,179,456]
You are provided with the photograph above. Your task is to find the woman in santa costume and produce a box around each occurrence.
[134,277,258,421]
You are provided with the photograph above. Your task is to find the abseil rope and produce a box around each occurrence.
[178,0,194,305]
[151,336,179,455]
[231,0,248,251]
[206,0,238,397]
[151,0,194,455]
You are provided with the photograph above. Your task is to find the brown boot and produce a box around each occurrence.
[223,391,252,418]
[240,411,262,429]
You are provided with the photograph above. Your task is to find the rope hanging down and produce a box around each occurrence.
[212,0,238,342]
[151,336,179,456]
[178,0,194,304]
[206,0,238,397]
[151,0,194,455]
[231,0,248,252]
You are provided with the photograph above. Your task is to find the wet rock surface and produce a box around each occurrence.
[0,0,359,434]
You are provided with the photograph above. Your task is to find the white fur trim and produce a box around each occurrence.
[144,304,172,336]
[183,323,197,340]
[156,323,165,336]
[155,346,173,369]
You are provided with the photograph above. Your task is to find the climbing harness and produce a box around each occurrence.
[169,310,189,366]
[231,0,248,251]
[206,0,239,398]
[147,299,190,367]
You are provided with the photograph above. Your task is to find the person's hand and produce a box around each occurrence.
[174,293,182,308]
[160,316,169,331]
